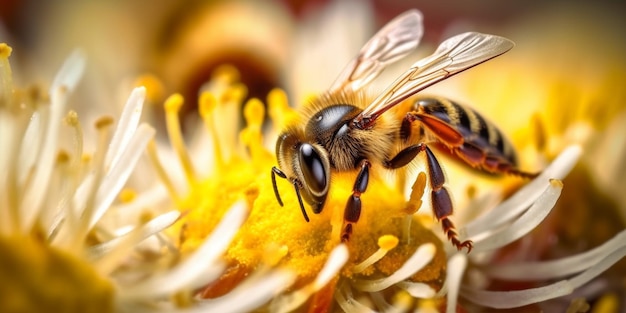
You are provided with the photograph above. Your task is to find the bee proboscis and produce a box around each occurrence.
[271,9,537,251]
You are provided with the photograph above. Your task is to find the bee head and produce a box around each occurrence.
[274,131,330,219]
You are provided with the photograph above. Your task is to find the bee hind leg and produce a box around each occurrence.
[342,159,371,242]
[423,145,473,252]
[383,143,472,252]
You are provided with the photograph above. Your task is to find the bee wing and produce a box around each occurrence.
[328,9,424,93]
[355,32,514,127]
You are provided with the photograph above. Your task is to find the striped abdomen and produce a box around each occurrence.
[414,96,518,169]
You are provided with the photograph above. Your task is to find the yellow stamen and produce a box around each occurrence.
[220,83,247,106]
[406,172,426,215]
[353,235,399,274]
[0,43,14,108]
[164,93,196,184]
[240,98,272,164]
[262,243,289,267]
[64,110,84,170]
[591,293,618,313]
[118,188,137,203]
[133,74,165,103]
[268,88,299,128]
[212,64,240,85]
[198,91,224,169]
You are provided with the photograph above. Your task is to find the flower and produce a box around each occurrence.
[145,69,621,313]
[6,1,625,312]
[0,43,247,312]
[142,2,626,312]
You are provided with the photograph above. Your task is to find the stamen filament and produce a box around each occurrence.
[164,93,196,184]
[0,43,14,107]
[147,140,180,202]
[65,110,84,170]
[241,98,272,164]
[353,234,399,273]
[353,243,436,292]
[70,116,113,249]
[199,91,224,169]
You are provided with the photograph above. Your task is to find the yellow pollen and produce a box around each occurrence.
[353,235,399,274]
[0,236,114,313]
[81,154,92,164]
[591,293,618,313]
[95,116,114,130]
[212,64,240,85]
[64,110,79,126]
[199,92,217,119]
[391,290,414,310]
[221,83,247,104]
[243,98,264,128]
[164,93,196,184]
[0,43,12,57]
[56,151,70,164]
[164,93,184,112]
[378,234,399,250]
[118,188,137,203]
[262,244,289,267]
[134,74,164,103]
[268,88,299,127]
[549,178,564,188]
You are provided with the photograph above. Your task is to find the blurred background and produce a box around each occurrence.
[2,0,624,123]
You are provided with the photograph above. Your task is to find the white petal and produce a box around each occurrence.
[353,243,435,292]
[17,112,42,185]
[88,123,155,229]
[445,253,467,313]
[461,245,626,309]
[19,87,68,231]
[469,179,562,252]
[482,229,626,280]
[314,244,349,288]
[106,87,146,170]
[90,210,181,274]
[119,200,248,299]
[463,145,581,238]
[50,49,86,94]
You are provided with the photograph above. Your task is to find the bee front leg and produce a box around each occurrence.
[342,159,371,242]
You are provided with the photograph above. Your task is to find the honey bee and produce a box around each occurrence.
[271,9,537,251]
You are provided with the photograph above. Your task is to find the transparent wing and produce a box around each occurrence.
[328,9,423,93]
[355,32,514,127]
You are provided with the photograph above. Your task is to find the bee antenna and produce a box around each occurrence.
[271,167,286,206]
[292,184,310,222]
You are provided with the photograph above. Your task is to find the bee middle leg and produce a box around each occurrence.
[384,143,473,252]
[341,159,371,242]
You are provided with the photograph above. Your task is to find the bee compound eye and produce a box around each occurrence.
[298,144,328,195]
